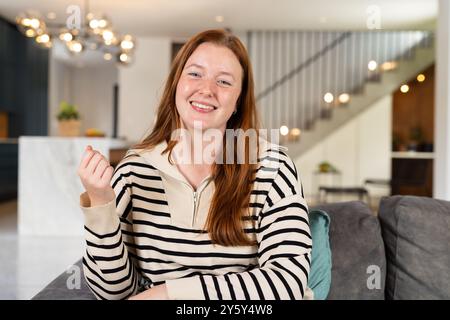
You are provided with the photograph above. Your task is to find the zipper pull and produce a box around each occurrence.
[193,191,197,207]
[192,191,198,225]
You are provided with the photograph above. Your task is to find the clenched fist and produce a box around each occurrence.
[78,145,116,207]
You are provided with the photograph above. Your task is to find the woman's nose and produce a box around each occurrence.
[198,78,216,96]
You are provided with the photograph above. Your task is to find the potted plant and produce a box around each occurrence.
[318,161,339,173]
[57,101,81,137]
[407,126,423,151]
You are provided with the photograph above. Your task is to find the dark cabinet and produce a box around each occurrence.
[0,143,18,201]
[0,17,49,202]
[391,157,433,197]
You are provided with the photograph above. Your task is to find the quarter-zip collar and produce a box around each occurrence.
[128,140,191,184]
[126,141,214,228]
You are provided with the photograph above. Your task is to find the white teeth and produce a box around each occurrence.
[191,101,215,110]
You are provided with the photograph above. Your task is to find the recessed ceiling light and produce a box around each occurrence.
[280,125,289,136]
[368,60,377,71]
[291,128,301,137]
[338,93,350,104]
[215,15,224,23]
[400,84,409,93]
[47,12,56,20]
[381,61,397,71]
[324,92,334,104]
[417,74,425,82]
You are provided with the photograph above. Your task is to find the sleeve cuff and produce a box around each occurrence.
[80,192,119,234]
[165,276,205,300]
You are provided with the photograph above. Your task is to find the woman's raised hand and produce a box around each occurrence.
[78,145,116,207]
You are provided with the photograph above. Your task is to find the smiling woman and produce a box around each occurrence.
[77,29,313,300]
[175,43,242,132]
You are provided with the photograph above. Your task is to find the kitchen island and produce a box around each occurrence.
[18,136,130,236]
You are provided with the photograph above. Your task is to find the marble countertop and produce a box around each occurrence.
[18,136,132,236]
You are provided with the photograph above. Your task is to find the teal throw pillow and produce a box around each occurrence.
[307,209,332,300]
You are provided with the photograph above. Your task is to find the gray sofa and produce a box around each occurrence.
[32,195,450,300]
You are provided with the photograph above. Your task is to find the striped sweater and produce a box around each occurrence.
[80,141,313,300]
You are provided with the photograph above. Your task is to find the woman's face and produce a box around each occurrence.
[175,42,243,133]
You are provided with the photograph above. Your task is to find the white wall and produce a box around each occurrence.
[118,37,172,143]
[294,95,392,203]
[434,0,450,200]
[48,52,118,137]
[71,65,118,137]
[48,55,70,136]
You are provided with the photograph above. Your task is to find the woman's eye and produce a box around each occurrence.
[188,72,201,78]
[218,80,232,86]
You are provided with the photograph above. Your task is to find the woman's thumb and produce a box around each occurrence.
[86,145,92,151]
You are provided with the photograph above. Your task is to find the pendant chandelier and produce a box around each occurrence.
[15,0,136,65]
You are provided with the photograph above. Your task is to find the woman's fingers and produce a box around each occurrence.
[93,159,109,180]
[100,166,114,184]
[85,152,104,175]
[78,146,116,207]
[80,145,96,169]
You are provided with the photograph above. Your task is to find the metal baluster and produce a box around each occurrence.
[334,32,340,100]
[270,31,275,130]
[301,31,306,130]
[383,31,388,65]
[278,31,282,130]
[284,31,289,130]
[307,32,313,128]
[350,32,355,93]
[267,31,275,128]
[258,31,265,128]
[408,31,414,59]
[290,31,295,131]
[312,32,325,121]
[343,32,348,94]
[325,32,336,107]
[375,31,380,69]
[359,32,365,91]
[312,31,318,123]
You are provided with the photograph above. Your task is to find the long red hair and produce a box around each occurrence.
[134,29,259,246]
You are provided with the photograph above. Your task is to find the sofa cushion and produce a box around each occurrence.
[312,201,386,300]
[379,196,450,299]
[307,209,332,300]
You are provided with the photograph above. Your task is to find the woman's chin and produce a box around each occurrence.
[186,119,214,130]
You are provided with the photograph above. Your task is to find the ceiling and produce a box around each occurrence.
[0,0,437,38]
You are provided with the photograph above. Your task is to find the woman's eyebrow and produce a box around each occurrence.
[185,63,236,80]
[185,63,204,69]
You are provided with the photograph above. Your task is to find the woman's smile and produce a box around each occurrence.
[190,100,218,113]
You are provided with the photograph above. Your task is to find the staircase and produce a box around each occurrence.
[247,30,435,159]
[286,44,434,158]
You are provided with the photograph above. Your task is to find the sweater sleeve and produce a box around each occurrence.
[165,155,312,300]
[80,157,141,300]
